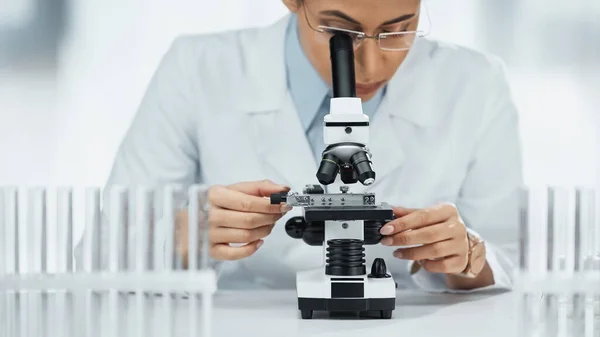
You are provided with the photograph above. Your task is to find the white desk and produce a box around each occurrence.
[6,289,521,337]
[209,290,518,337]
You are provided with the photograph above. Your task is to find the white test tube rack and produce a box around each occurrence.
[515,186,600,337]
[0,185,217,337]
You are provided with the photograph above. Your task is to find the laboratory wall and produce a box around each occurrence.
[1,0,599,188]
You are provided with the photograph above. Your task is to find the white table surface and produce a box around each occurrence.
[4,289,524,337]
[208,289,519,337]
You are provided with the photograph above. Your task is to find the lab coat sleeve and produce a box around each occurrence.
[410,58,524,293]
[73,38,223,277]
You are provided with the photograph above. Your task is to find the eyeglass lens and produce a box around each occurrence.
[318,27,416,51]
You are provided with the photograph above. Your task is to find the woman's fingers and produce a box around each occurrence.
[209,207,283,229]
[383,203,458,234]
[205,180,291,261]
[381,222,454,246]
[393,239,458,261]
[210,224,274,244]
[210,240,264,261]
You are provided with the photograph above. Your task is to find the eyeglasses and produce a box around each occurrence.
[302,4,429,52]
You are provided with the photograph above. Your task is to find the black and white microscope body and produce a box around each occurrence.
[270,33,396,319]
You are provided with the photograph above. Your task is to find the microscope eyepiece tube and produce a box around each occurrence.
[330,33,356,98]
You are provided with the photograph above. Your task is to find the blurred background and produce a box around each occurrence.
[1,0,599,188]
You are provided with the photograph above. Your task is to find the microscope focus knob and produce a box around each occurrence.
[270,192,287,204]
[369,258,390,278]
[285,216,307,239]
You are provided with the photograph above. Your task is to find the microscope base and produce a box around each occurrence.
[295,268,396,319]
[298,297,395,319]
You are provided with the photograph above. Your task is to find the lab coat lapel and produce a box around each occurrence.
[248,98,319,191]
[366,105,406,190]
[234,15,318,191]
[365,38,438,191]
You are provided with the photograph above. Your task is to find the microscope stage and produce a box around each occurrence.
[302,204,394,222]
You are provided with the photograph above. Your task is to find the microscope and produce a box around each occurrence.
[270,33,396,319]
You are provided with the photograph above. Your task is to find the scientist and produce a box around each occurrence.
[89,0,523,292]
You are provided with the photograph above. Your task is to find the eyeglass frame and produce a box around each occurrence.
[301,2,430,52]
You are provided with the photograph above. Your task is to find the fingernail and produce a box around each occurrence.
[380,225,394,235]
[256,240,264,249]
[280,204,293,212]
[381,237,393,246]
[394,250,403,258]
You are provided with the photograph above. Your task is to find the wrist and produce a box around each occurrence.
[445,233,494,290]
[445,260,494,290]
[454,231,486,278]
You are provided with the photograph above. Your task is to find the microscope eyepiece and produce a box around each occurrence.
[317,153,341,185]
[330,33,356,98]
[350,151,376,185]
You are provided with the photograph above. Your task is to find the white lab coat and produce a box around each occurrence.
[83,14,524,292]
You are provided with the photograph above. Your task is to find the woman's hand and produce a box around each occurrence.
[380,203,469,274]
[379,203,494,289]
[206,180,291,261]
[174,180,290,265]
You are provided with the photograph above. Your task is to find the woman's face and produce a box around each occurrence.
[284,0,421,102]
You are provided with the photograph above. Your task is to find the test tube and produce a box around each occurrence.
[28,188,47,337]
[517,186,549,336]
[135,187,152,337]
[108,186,127,272]
[0,188,7,336]
[575,188,596,319]
[188,185,199,272]
[108,186,127,337]
[553,187,576,336]
[57,188,74,274]
[56,188,73,337]
[518,187,529,272]
[4,188,20,337]
[172,185,186,334]
[84,188,101,337]
[134,187,153,272]
[199,185,210,271]
[197,185,213,337]
[0,189,4,336]
[161,186,176,337]
[580,188,600,336]
[188,185,203,337]
[152,188,163,271]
